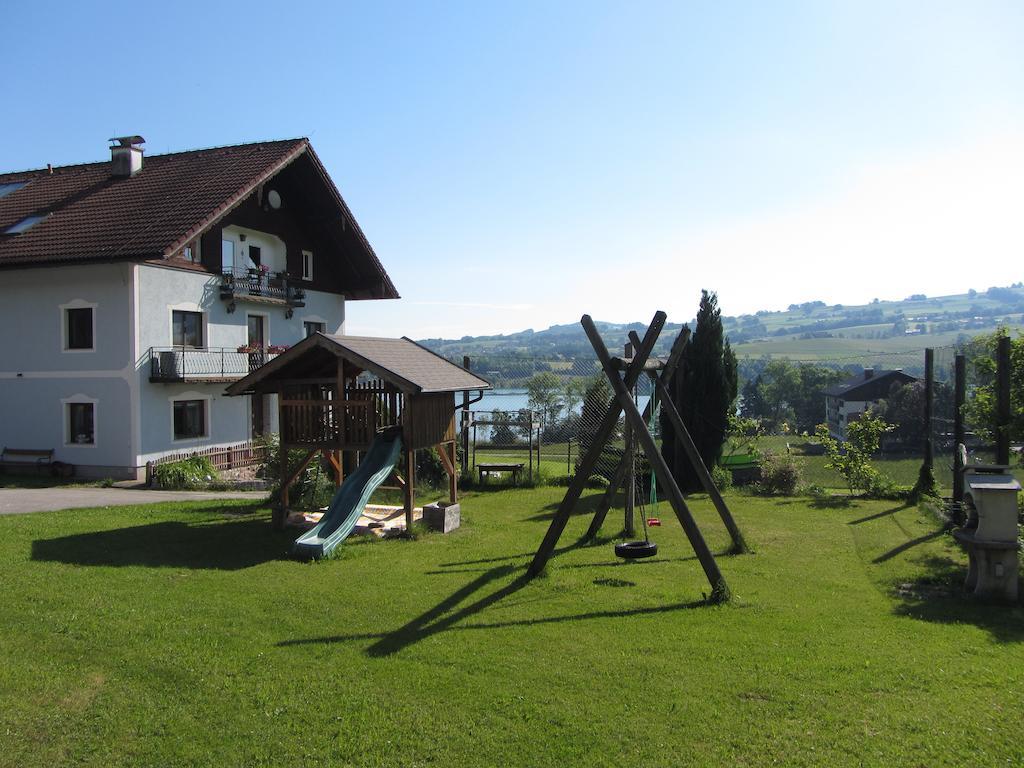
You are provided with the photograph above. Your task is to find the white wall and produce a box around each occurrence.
[0,253,348,477]
[221,225,286,276]
[135,263,345,463]
[0,264,135,475]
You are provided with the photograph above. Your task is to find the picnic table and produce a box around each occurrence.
[477,462,525,484]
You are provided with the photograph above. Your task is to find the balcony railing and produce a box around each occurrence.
[219,269,306,314]
[148,347,280,383]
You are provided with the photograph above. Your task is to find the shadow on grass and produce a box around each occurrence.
[524,492,607,522]
[278,563,710,656]
[849,503,910,525]
[872,529,945,564]
[31,508,292,570]
[436,532,613,569]
[890,554,1024,644]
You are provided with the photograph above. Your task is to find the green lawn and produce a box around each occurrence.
[1,488,1022,766]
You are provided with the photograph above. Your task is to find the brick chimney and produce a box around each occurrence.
[109,135,145,177]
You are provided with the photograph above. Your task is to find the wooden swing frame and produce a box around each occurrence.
[525,311,747,600]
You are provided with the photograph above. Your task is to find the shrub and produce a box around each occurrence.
[755,451,801,496]
[153,455,217,489]
[711,464,733,492]
[813,413,894,495]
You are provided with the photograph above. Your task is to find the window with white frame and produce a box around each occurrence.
[173,399,207,440]
[172,310,204,348]
[301,250,313,281]
[63,398,96,446]
[61,302,96,352]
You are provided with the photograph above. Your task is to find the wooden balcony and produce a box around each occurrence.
[219,269,306,317]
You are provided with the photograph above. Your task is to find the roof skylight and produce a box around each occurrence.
[0,181,28,200]
[4,214,47,234]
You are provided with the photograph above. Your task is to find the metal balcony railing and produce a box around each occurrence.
[148,347,280,382]
[218,269,306,310]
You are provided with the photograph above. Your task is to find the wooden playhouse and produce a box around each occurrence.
[226,334,490,530]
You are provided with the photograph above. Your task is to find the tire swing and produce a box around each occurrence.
[614,433,658,560]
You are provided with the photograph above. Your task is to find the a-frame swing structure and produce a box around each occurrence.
[526,311,747,602]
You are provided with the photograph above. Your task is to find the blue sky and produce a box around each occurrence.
[3,1,1022,337]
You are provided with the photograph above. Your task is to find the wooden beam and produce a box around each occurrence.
[629,329,747,553]
[527,312,666,578]
[586,327,690,539]
[589,318,728,599]
[404,447,416,532]
[276,448,318,530]
[435,441,458,504]
[652,374,747,553]
[325,449,342,487]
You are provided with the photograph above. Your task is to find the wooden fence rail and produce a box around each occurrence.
[147,441,268,483]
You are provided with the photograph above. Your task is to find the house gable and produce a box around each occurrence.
[0,138,398,301]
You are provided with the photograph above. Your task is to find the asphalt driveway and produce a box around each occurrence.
[0,487,267,515]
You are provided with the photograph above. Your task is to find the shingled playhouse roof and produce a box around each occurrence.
[0,138,398,299]
[225,334,491,396]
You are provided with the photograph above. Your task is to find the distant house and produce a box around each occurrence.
[0,136,398,479]
[823,368,917,440]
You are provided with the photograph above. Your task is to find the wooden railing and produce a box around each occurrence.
[146,440,267,483]
[280,399,380,448]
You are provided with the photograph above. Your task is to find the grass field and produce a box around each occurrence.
[731,325,1024,361]
[469,437,958,493]
[1,487,1022,766]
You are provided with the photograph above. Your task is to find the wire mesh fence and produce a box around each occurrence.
[450,339,1013,495]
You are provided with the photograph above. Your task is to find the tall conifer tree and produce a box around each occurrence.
[661,290,737,492]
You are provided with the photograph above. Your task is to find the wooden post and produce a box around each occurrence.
[528,412,534,482]
[629,329,746,552]
[276,439,289,530]
[448,441,458,504]
[404,446,416,531]
[953,353,966,510]
[652,375,747,553]
[911,348,938,501]
[624,342,635,538]
[924,348,934,472]
[461,356,470,475]
[536,415,541,482]
[527,312,666,578]
[277,448,318,531]
[435,441,458,504]
[996,335,1011,466]
[337,357,346,451]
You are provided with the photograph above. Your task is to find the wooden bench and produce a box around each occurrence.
[478,462,525,484]
[0,447,69,477]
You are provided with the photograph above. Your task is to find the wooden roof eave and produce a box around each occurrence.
[224,332,323,396]
[223,333,422,397]
[303,146,399,301]
[158,140,309,261]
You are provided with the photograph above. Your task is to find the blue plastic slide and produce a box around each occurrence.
[292,429,404,559]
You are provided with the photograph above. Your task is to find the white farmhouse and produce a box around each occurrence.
[823,367,917,440]
[0,137,397,479]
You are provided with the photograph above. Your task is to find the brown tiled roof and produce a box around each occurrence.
[326,336,492,393]
[0,140,399,301]
[0,139,306,266]
[225,334,491,396]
